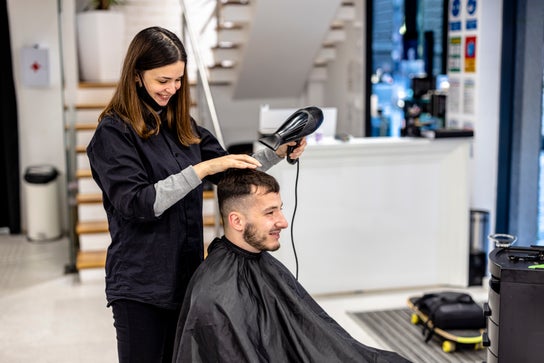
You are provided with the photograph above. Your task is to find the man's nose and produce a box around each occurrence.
[277,213,289,228]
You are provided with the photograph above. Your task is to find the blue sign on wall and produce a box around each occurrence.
[467,0,477,16]
[466,19,478,30]
[451,0,461,17]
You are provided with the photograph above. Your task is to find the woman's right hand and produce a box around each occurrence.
[193,154,262,179]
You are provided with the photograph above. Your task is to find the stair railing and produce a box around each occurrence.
[180,0,225,237]
[180,0,225,148]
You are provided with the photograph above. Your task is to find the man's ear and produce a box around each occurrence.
[228,211,245,232]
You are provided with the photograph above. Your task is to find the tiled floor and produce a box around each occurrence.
[0,234,487,363]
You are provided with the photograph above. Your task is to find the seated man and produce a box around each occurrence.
[172,169,410,363]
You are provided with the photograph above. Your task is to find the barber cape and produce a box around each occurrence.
[172,237,411,363]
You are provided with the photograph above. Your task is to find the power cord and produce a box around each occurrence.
[290,159,300,280]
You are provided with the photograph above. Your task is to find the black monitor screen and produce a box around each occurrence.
[411,76,435,99]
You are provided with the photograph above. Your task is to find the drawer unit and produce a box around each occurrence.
[484,246,544,362]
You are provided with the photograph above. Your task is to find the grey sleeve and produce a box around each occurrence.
[253,147,283,171]
[153,149,282,217]
[153,166,202,217]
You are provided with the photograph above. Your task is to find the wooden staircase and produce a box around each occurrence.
[67,82,221,277]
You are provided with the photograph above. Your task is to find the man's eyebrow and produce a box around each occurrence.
[263,205,281,213]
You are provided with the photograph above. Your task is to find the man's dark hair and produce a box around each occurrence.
[217,169,280,219]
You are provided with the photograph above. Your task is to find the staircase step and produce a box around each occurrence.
[78,176,102,195]
[212,42,242,62]
[76,217,216,232]
[76,250,107,270]
[75,217,216,232]
[208,62,237,83]
[315,45,337,64]
[203,215,216,227]
[76,191,211,203]
[217,22,246,43]
[77,193,102,204]
[77,220,109,234]
[76,145,87,153]
[79,81,117,88]
[76,169,92,178]
[336,1,356,22]
[75,88,115,105]
[74,122,98,131]
[71,104,106,110]
[78,203,107,222]
[325,24,347,43]
[203,190,214,199]
[79,232,110,252]
[76,153,90,170]
[220,0,252,23]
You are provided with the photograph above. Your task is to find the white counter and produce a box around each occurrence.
[266,136,472,295]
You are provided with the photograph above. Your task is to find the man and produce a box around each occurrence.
[172,169,411,362]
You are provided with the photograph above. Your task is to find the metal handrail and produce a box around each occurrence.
[179,0,225,148]
[180,0,225,237]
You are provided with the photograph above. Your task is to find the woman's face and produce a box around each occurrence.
[140,61,185,106]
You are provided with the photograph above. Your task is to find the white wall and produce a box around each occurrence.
[7,0,67,232]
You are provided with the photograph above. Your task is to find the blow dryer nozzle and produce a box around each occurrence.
[258,134,283,151]
[258,106,324,151]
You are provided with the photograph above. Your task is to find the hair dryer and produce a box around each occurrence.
[258,106,324,164]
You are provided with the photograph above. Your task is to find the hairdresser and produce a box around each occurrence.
[86,26,306,363]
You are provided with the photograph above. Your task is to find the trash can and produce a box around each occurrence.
[468,209,490,286]
[24,165,61,241]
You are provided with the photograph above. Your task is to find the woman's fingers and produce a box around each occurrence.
[224,154,262,169]
[276,137,308,159]
[194,154,262,179]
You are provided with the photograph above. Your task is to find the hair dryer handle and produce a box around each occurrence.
[286,139,301,165]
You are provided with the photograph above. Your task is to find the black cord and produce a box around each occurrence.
[290,159,300,280]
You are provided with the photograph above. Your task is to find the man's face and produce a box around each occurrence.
[242,188,288,252]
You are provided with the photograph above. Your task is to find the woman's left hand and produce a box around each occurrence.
[275,137,307,160]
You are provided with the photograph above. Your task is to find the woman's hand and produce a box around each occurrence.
[193,154,262,179]
[275,138,307,160]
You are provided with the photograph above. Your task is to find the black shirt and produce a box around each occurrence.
[87,114,227,309]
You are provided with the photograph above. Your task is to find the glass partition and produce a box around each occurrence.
[369,0,446,137]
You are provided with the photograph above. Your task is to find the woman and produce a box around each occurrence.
[86,26,306,362]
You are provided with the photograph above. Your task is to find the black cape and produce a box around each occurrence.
[172,237,411,363]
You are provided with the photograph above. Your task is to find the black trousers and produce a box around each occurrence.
[111,299,181,363]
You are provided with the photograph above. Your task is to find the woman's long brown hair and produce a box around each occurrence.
[98,26,199,146]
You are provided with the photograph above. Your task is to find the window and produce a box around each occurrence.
[368,0,447,137]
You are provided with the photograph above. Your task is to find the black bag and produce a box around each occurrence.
[413,291,486,342]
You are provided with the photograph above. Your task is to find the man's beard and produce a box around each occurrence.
[243,223,280,252]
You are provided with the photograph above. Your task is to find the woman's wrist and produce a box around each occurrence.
[192,162,208,180]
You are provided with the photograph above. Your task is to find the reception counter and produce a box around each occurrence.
[264,136,472,295]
